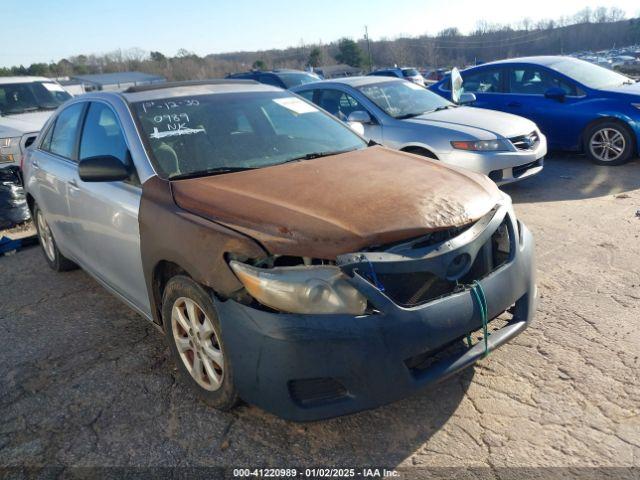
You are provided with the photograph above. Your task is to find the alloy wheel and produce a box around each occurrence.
[171,297,224,391]
[36,210,56,262]
[589,127,626,163]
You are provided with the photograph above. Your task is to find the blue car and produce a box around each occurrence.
[431,56,640,165]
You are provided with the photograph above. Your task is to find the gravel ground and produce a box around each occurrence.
[0,154,639,475]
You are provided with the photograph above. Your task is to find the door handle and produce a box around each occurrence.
[31,160,40,170]
[507,101,522,108]
[68,180,80,192]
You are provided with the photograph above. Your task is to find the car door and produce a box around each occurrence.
[434,66,506,109]
[31,102,87,258]
[460,66,506,110]
[314,88,383,142]
[502,65,586,148]
[69,100,150,317]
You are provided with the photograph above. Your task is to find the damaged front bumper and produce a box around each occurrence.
[214,203,536,421]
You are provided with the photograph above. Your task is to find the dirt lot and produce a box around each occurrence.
[1,154,639,475]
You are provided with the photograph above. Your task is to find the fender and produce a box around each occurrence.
[139,175,267,325]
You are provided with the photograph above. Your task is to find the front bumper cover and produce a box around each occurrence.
[214,207,536,421]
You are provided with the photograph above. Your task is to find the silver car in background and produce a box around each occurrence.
[293,77,546,185]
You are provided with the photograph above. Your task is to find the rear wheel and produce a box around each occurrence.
[584,121,634,166]
[162,275,238,410]
[33,204,77,272]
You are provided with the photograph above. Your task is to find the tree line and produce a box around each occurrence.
[2,6,639,80]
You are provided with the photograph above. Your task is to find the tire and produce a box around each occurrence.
[584,121,634,166]
[33,204,77,272]
[162,275,238,410]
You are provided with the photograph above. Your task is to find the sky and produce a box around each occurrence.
[2,0,639,67]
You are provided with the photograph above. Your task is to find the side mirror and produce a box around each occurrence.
[544,87,566,102]
[347,110,372,124]
[459,92,476,105]
[78,155,130,182]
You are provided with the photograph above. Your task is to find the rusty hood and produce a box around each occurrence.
[170,146,502,259]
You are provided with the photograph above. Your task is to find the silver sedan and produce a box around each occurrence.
[292,77,546,185]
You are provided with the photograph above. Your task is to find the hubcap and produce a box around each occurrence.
[171,297,224,391]
[590,128,625,162]
[36,210,56,262]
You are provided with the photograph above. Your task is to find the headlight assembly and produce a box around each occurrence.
[0,137,21,164]
[229,261,367,315]
[451,139,510,151]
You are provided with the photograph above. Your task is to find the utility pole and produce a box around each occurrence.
[365,25,373,72]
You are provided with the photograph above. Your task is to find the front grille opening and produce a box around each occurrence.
[488,169,503,182]
[404,313,511,374]
[513,159,542,178]
[376,217,512,308]
[375,218,512,308]
[288,377,349,407]
[509,131,540,151]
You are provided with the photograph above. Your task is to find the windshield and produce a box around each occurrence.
[551,59,633,89]
[132,91,367,179]
[358,80,452,118]
[278,73,321,88]
[0,82,71,115]
[402,68,420,77]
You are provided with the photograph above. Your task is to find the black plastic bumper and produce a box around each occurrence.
[214,220,536,422]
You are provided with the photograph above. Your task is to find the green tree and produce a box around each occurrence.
[335,38,364,68]
[27,63,49,76]
[252,59,267,70]
[308,47,322,68]
[150,51,167,63]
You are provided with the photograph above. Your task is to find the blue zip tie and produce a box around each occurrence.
[366,258,385,292]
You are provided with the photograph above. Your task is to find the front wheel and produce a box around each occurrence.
[584,121,634,166]
[162,275,238,410]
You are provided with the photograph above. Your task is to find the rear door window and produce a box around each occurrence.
[316,89,364,121]
[461,68,503,93]
[47,103,85,160]
[507,67,577,95]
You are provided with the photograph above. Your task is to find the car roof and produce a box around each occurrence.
[471,55,582,69]
[0,76,54,84]
[119,79,283,102]
[230,69,315,77]
[293,75,404,89]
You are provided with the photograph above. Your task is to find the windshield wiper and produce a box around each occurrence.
[168,166,256,180]
[283,149,355,163]
[396,105,456,119]
[395,112,427,119]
